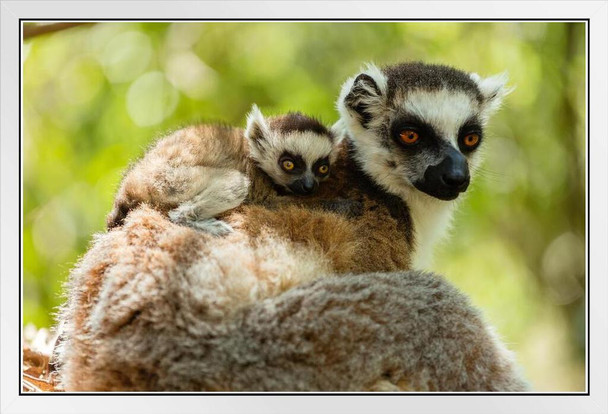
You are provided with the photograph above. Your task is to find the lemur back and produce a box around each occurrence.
[106,105,338,234]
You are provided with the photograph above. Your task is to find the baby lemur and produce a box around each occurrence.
[106,105,339,234]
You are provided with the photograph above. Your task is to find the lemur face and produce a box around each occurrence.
[246,105,338,195]
[338,62,509,201]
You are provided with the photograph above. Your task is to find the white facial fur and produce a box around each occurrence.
[470,71,512,121]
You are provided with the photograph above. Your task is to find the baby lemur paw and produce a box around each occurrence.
[168,205,196,224]
[170,214,234,237]
[191,218,234,236]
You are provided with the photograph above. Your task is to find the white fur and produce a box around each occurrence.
[402,89,479,147]
[361,62,388,95]
[336,63,397,188]
[338,84,468,269]
[176,217,234,236]
[168,169,250,223]
[245,104,271,141]
[470,71,512,120]
[330,118,348,141]
[252,129,334,188]
[276,131,334,166]
[403,190,459,269]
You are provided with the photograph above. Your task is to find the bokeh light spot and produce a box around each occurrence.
[58,57,105,105]
[32,200,77,262]
[101,30,153,83]
[541,232,585,305]
[126,71,180,126]
[165,51,218,100]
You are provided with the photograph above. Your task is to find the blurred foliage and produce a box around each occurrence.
[22,22,586,391]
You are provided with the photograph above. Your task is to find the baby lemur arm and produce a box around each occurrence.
[166,168,250,235]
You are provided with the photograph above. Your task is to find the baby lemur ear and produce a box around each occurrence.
[245,104,271,146]
[470,71,514,117]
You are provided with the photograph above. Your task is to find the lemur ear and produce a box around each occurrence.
[245,104,270,146]
[470,71,513,115]
[340,62,387,129]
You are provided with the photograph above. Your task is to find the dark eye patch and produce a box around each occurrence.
[389,112,441,153]
[278,151,306,175]
[458,117,482,136]
[457,117,483,153]
[312,156,330,176]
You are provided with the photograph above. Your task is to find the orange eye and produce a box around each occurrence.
[318,165,329,174]
[399,130,420,145]
[463,133,480,147]
[282,160,295,171]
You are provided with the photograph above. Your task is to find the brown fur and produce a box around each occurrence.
[223,141,415,273]
[107,119,415,274]
[58,138,422,392]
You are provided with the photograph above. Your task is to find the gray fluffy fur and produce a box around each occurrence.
[55,207,528,392]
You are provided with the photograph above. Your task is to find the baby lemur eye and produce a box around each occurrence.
[279,153,305,174]
[399,129,420,145]
[281,159,295,171]
[318,165,329,175]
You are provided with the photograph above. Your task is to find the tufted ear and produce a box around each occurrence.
[470,71,513,116]
[245,104,271,147]
[339,63,387,129]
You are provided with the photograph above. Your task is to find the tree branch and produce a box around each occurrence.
[23,23,93,40]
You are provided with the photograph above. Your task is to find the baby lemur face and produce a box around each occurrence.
[245,105,338,195]
[338,62,510,201]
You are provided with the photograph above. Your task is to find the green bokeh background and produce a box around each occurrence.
[22,22,586,391]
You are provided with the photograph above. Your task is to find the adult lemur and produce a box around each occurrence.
[55,62,525,391]
[336,62,509,267]
[106,105,339,234]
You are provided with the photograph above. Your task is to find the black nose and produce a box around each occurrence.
[413,145,471,201]
[441,169,470,190]
[302,180,315,192]
[288,177,318,195]
[439,146,470,191]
